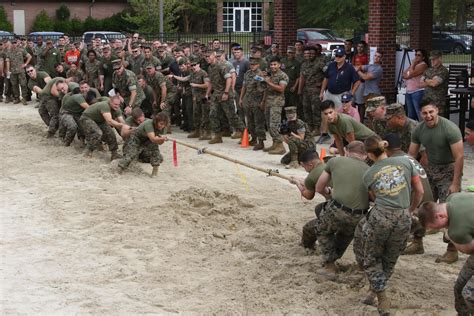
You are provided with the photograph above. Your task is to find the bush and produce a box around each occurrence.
[31,10,55,32]
[0,5,13,32]
[56,4,71,21]
[82,16,102,32]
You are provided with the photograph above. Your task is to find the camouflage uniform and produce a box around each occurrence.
[301,202,326,249]
[281,56,301,117]
[84,59,101,89]
[387,118,417,153]
[144,71,178,117]
[208,60,244,134]
[242,68,266,141]
[140,84,155,118]
[41,47,61,76]
[0,48,5,100]
[190,68,211,132]
[178,69,194,131]
[422,65,449,112]
[141,56,161,71]
[280,119,315,164]
[126,54,145,75]
[118,129,163,169]
[112,69,145,109]
[59,93,87,145]
[6,47,28,100]
[362,206,411,292]
[158,52,174,73]
[300,56,325,131]
[318,200,367,263]
[425,162,454,203]
[66,68,84,83]
[79,114,119,153]
[99,55,116,95]
[370,118,387,137]
[38,77,64,135]
[265,69,289,142]
[455,255,474,315]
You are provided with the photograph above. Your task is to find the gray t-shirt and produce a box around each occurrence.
[231,57,250,90]
[362,64,383,96]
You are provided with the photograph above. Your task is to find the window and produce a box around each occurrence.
[222,1,263,32]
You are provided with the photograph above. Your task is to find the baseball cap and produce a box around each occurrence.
[287,46,296,53]
[341,92,353,103]
[385,103,405,119]
[112,59,122,70]
[430,50,442,59]
[285,106,297,120]
[335,48,345,57]
[249,57,260,65]
[384,133,401,150]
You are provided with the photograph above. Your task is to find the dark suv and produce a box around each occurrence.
[432,32,471,54]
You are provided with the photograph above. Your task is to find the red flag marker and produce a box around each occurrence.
[173,140,178,167]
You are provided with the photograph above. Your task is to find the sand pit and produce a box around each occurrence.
[1,103,473,314]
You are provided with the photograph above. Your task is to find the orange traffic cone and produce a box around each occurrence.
[240,128,249,148]
[320,147,326,162]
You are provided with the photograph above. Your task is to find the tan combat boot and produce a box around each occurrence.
[269,141,286,155]
[402,238,424,255]
[285,154,299,169]
[111,150,122,161]
[13,99,21,104]
[222,128,231,137]
[376,291,390,316]
[151,165,159,177]
[316,262,338,281]
[21,98,28,105]
[208,133,223,144]
[199,130,212,140]
[230,130,242,139]
[435,249,459,264]
[253,140,265,151]
[362,288,377,306]
[263,141,275,152]
[187,130,200,138]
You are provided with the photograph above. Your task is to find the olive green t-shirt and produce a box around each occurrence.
[447,193,474,245]
[411,116,462,165]
[325,156,370,209]
[304,163,326,192]
[61,93,87,115]
[135,119,164,142]
[329,113,375,141]
[82,101,122,124]
[27,71,50,91]
[363,156,418,210]
[39,77,65,98]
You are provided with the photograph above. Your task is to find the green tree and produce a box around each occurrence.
[0,5,13,32]
[56,3,71,21]
[174,0,217,33]
[69,17,84,35]
[125,0,179,34]
[30,10,55,32]
[83,16,102,32]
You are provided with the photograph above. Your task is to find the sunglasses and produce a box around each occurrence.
[27,69,34,73]
[132,50,139,53]
[342,100,351,103]
[190,63,198,66]
[335,55,344,58]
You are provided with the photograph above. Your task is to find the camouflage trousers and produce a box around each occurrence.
[455,255,474,316]
[281,137,316,165]
[426,162,455,203]
[38,96,60,135]
[247,104,266,141]
[301,202,327,249]
[317,199,366,264]
[59,112,84,145]
[235,87,246,126]
[0,75,4,97]
[10,71,28,100]
[192,96,211,131]
[79,116,118,152]
[265,96,284,142]
[357,205,411,293]
[209,92,244,134]
[4,77,12,98]
[182,93,193,131]
[302,87,322,131]
[118,132,163,169]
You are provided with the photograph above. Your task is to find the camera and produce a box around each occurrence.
[279,121,291,135]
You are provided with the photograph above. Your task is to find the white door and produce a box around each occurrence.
[13,10,25,35]
[233,8,251,32]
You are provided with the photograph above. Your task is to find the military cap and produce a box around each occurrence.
[189,56,200,65]
[430,50,442,59]
[192,40,201,46]
[157,46,166,52]
[287,46,296,53]
[251,46,263,52]
[178,57,189,65]
[271,43,279,48]
[341,91,353,103]
[112,59,123,70]
[68,82,79,91]
[249,57,260,65]
[215,49,225,56]
[385,103,405,119]
[145,64,155,69]
[57,44,64,49]
[131,43,140,50]
[285,106,297,120]
[366,96,386,112]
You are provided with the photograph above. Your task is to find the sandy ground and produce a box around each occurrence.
[1,102,474,315]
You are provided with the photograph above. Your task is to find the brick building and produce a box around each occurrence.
[2,0,129,35]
